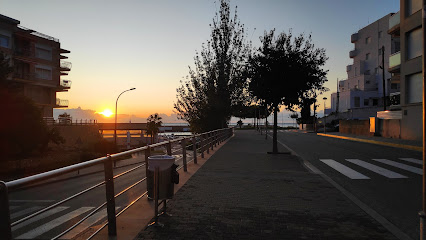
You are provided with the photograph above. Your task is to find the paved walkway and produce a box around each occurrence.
[135,130,397,239]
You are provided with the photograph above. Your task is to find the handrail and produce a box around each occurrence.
[0,127,234,239]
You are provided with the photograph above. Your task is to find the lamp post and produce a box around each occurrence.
[323,97,327,134]
[114,88,136,148]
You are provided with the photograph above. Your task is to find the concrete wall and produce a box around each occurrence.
[380,119,401,138]
[339,120,371,136]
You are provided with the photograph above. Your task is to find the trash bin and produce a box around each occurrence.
[147,155,176,199]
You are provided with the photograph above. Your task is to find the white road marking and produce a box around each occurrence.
[372,159,423,175]
[12,207,69,231]
[59,207,120,239]
[320,159,370,179]
[399,158,423,165]
[16,207,93,239]
[345,159,407,179]
[11,206,43,219]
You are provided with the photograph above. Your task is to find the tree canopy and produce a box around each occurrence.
[174,0,251,133]
[248,29,328,153]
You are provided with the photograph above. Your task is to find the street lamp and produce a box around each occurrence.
[114,88,136,148]
[323,97,327,134]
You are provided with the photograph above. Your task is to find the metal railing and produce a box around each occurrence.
[60,61,72,70]
[0,127,234,239]
[55,98,69,107]
[60,79,72,88]
[389,51,401,69]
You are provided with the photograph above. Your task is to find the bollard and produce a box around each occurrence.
[167,141,172,156]
[192,136,197,164]
[181,138,187,172]
[0,181,11,240]
[104,155,117,236]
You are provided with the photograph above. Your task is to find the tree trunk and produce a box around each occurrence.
[272,107,278,153]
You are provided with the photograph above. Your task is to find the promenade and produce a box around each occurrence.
[135,130,397,239]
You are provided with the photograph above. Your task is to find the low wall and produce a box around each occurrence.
[339,120,371,136]
[381,119,401,139]
[51,125,102,149]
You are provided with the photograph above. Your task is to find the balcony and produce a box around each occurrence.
[14,72,36,81]
[388,11,400,35]
[388,51,401,73]
[60,79,72,88]
[346,65,352,72]
[14,48,33,58]
[351,33,358,43]
[56,98,69,108]
[349,49,357,58]
[60,61,72,71]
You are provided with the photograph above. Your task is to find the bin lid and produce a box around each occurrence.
[148,155,175,171]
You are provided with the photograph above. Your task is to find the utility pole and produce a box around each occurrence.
[336,78,340,116]
[382,46,387,111]
[420,1,426,239]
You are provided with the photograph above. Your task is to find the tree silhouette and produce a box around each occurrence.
[147,113,162,144]
[248,29,328,153]
[174,0,251,132]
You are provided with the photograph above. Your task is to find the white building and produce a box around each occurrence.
[330,14,399,118]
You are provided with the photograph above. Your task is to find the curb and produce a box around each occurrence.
[317,133,422,152]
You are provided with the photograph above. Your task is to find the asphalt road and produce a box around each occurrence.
[276,130,422,240]
[7,143,193,240]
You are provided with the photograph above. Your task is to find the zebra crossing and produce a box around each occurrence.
[319,158,423,180]
[10,204,119,239]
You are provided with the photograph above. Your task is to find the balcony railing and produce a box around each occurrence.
[390,92,400,106]
[346,65,352,72]
[351,33,358,43]
[14,48,33,57]
[389,11,400,31]
[349,49,357,58]
[60,79,72,88]
[60,61,72,70]
[56,98,69,107]
[389,51,401,69]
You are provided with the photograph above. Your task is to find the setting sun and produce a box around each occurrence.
[99,109,113,117]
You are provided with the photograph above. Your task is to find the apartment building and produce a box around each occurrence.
[387,0,422,140]
[0,14,71,118]
[330,14,399,119]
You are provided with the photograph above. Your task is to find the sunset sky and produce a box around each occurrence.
[1,0,399,121]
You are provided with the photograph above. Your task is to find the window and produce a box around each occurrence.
[35,47,52,60]
[407,28,422,59]
[373,99,378,106]
[366,80,370,84]
[366,53,370,60]
[0,34,9,48]
[354,97,360,107]
[35,67,52,80]
[406,72,422,103]
[364,99,369,106]
[378,31,382,38]
[375,68,379,74]
[391,83,398,90]
[406,0,422,16]
[365,70,370,75]
[365,37,371,44]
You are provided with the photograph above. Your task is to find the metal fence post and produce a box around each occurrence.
[167,141,172,155]
[210,132,214,151]
[145,147,151,175]
[182,138,187,172]
[201,134,205,158]
[192,136,197,164]
[206,133,210,154]
[104,155,117,236]
[0,181,11,240]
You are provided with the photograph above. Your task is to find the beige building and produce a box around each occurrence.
[0,14,71,119]
[387,0,422,140]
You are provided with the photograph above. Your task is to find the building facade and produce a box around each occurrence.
[330,14,399,118]
[387,0,422,140]
[0,14,71,119]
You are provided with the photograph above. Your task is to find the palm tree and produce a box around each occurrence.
[147,113,162,144]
